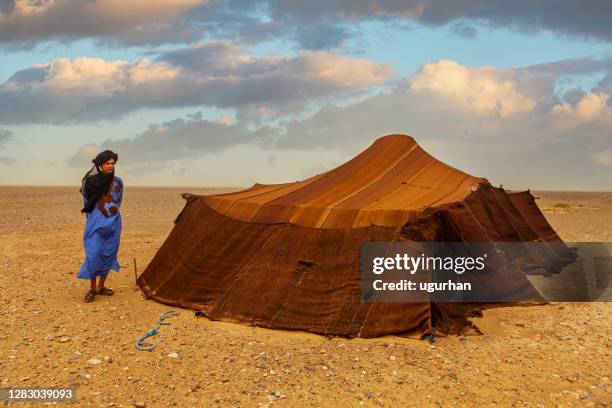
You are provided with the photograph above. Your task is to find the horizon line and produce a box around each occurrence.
[0,184,611,193]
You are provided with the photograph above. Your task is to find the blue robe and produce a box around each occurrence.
[77,176,123,279]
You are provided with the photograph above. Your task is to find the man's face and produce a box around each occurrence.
[100,159,115,174]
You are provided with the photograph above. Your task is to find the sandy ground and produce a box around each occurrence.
[0,187,610,408]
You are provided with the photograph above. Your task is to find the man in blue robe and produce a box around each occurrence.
[77,150,123,302]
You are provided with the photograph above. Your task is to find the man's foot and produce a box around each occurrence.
[97,287,114,296]
[85,289,96,302]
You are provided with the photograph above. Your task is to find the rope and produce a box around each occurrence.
[135,310,180,351]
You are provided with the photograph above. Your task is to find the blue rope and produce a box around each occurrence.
[135,311,180,351]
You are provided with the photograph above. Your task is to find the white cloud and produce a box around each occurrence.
[409,60,537,118]
[35,57,182,96]
[289,51,392,88]
[0,43,392,124]
[552,92,611,122]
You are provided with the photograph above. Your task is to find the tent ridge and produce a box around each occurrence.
[313,143,420,228]
[188,135,493,229]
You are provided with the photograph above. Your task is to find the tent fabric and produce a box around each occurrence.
[137,134,568,337]
[202,134,484,228]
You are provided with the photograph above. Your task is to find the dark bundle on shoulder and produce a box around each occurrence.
[80,150,119,213]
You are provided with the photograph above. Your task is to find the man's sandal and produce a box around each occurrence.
[97,287,115,296]
[85,289,96,302]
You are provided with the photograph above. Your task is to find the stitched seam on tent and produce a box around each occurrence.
[357,303,374,337]
[257,170,335,206]
[462,197,495,242]
[421,174,474,209]
[490,187,528,241]
[510,193,559,241]
[237,172,328,204]
[314,144,419,228]
[502,193,561,262]
[217,183,296,215]
[500,195,555,265]
[358,156,436,213]
[248,174,331,221]
[211,173,326,220]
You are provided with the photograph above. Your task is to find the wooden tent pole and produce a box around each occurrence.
[133,257,138,283]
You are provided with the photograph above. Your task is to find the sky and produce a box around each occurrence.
[0,0,610,190]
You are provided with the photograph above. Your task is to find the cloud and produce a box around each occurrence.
[65,142,102,168]
[263,0,612,42]
[156,41,391,88]
[273,57,611,149]
[257,58,612,194]
[187,1,612,49]
[0,57,185,124]
[600,72,612,91]
[67,115,275,171]
[408,60,537,118]
[2,1,610,49]
[62,56,610,165]
[56,54,611,190]
[0,43,392,124]
[449,22,478,38]
[0,156,15,166]
[593,149,612,166]
[258,57,610,189]
[0,129,13,147]
[551,92,611,127]
[65,57,612,189]
[0,0,204,48]
[178,1,612,51]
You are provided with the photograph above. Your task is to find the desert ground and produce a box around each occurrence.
[0,186,610,408]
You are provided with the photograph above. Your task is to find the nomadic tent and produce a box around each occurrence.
[137,134,567,337]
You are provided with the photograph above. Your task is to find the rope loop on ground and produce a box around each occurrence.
[135,310,180,351]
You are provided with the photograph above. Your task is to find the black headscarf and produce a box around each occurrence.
[80,150,119,213]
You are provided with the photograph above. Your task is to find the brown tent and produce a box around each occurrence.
[137,134,566,337]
